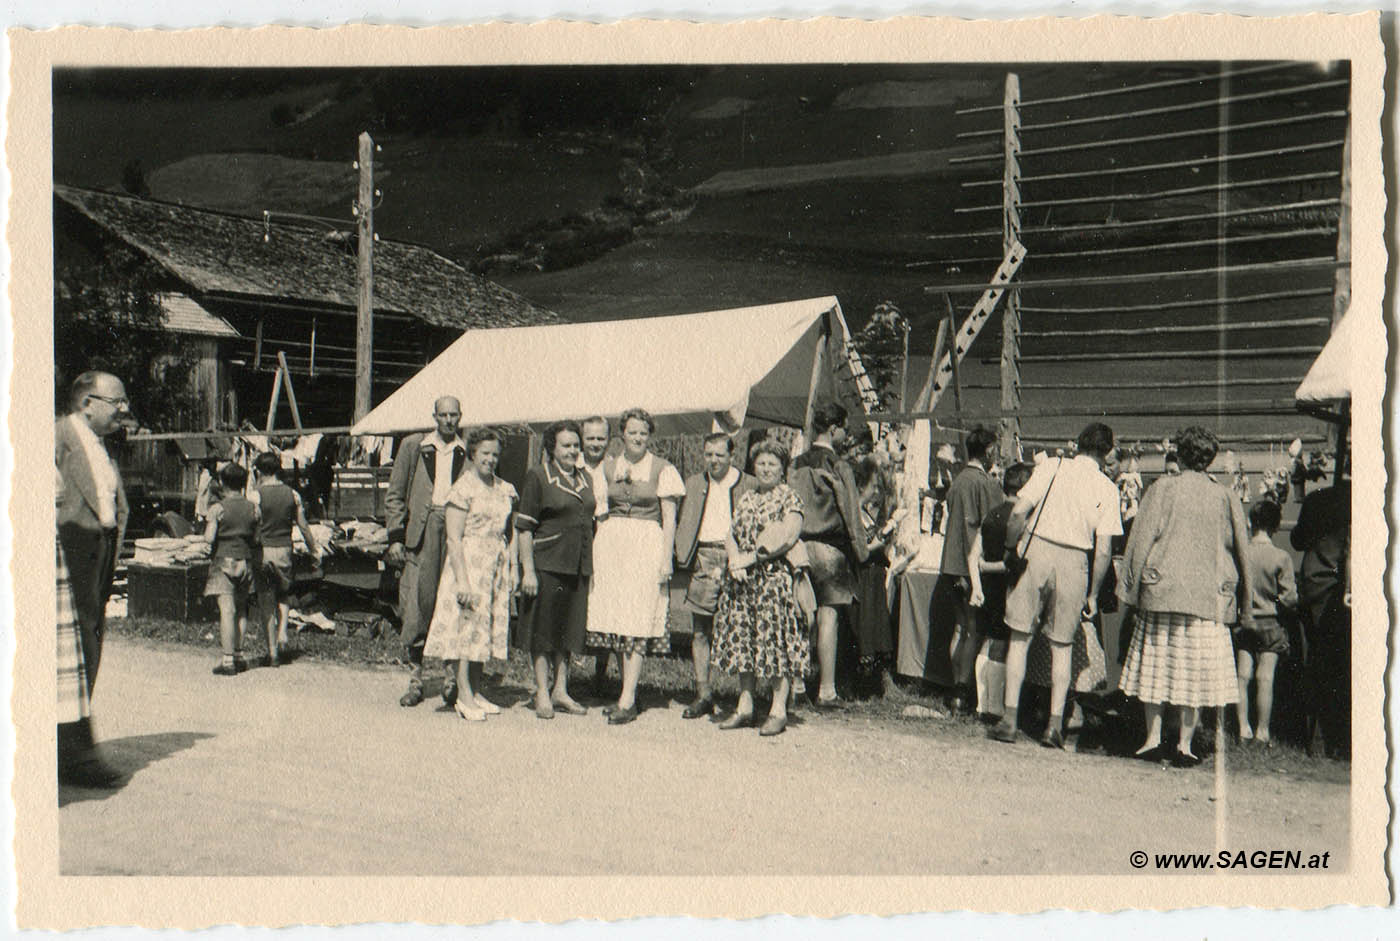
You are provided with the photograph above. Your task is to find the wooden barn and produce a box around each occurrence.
[55,184,562,508]
[55,184,563,433]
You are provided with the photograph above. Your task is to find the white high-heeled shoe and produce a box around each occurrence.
[454,699,486,722]
[473,694,501,715]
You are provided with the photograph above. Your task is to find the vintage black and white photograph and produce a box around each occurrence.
[11,15,1389,926]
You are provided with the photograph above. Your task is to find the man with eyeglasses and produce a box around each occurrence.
[55,370,131,788]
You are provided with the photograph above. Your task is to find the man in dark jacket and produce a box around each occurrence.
[789,403,868,706]
[675,432,757,718]
[1291,472,1350,759]
[384,396,468,707]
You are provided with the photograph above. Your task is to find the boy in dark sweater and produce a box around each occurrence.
[968,462,1033,722]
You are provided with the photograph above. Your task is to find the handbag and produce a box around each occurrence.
[1006,459,1062,585]
[756,523,817,626]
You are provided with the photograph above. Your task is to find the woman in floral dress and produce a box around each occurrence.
[712,437,807,737]
[426,429,517,722]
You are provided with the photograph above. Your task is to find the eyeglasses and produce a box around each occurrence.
[88,394,130,408]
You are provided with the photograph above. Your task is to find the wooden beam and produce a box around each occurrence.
[925,257,1345,295]
[276,351,303,432]
[999,71,1022,460]
[354,131,375,423]
[265,365,283,434]
[1332,127,1351,329]
[870,398,1304,423]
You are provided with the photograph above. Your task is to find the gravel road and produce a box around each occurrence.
[60,636,1349,876]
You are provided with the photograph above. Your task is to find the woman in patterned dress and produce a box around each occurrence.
[586,408,685,725]
[425,428,517,722]
[1116,426,1252,766]
[712,438,807,737]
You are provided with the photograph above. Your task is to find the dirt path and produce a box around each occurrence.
[61,637,1348,876]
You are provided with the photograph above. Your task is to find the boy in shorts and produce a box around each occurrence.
[203,463,258,676]
[1234,499,1297,745]
[251,451,320,666]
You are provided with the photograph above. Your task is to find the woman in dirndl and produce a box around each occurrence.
[711,437,808,737]
[1116,425,1253,767]
[586,408,684,725]
[425,428,517,722]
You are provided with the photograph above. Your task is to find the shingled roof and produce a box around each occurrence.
[55,184,563,331]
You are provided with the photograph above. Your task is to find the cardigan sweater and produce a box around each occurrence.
[1116,470,1254,625]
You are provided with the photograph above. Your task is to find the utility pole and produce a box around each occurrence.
[354,131,375,423]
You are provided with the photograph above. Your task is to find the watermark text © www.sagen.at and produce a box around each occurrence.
[1128,849,1333,871]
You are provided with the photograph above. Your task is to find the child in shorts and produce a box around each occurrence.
[968,461,1034,722]
[203,462,259,676]
[251,451,320,666]
[1234,499,1297,745]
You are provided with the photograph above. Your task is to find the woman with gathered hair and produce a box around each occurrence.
[585,408,684,725]
[712,437,807,736]
[1117,425,1252,766]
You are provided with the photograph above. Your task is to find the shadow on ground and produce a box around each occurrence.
[59,731,214,807]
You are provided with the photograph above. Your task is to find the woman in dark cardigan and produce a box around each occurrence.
[515,420,595,719]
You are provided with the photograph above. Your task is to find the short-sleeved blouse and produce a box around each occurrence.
[731,484,804,553]
[445,472,517,541]
[515,460,595,576]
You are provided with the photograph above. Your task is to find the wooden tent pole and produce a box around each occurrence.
[802,315,831,441]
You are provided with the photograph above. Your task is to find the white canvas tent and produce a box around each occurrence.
[351,297,859,437]
[1295,306,1359,404]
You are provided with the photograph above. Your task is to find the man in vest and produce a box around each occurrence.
[385,396,469,707]
[675,432,757,718]
[55,370,131,787]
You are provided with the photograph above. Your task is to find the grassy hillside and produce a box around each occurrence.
[53,63,1345,444]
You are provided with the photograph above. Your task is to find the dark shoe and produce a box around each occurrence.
[399,681,425,707]
[759,715,788,737]
[552,698,588,716]
[718,711,756,730]
[1040,727,1066,750]
[442,681,459,708]
[682,697,715,720]
[602,703,618,717]
[1171,749,1203,769]
[988,720,1019,743]
[212,663,238,677]
[1134,744,1170,763]
[607,704,639,725]
[233,658,250,674]
[59,753,124,789]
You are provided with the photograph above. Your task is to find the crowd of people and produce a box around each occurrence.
[350,391,1354,756]
[54,369,1353,790]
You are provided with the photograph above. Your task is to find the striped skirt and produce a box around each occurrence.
[56,541,90,723]
[1118,610,1238,707]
